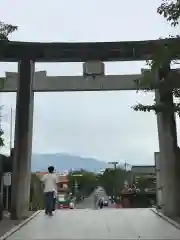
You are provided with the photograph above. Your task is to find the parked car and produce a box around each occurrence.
[103,198,109,206]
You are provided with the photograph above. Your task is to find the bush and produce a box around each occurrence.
[29,173,44,210]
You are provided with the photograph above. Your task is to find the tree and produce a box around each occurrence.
[132,0,180,115]
[0,22,18,147]
[158,0,180,27]
[99,167,130,197]
[0,22,18,41]
[135,174,156,192]
[68,170,97,197]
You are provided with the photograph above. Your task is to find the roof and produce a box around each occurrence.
[35,172,48,179]
[35,172,48,175]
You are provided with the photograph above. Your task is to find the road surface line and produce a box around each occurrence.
[0,210,41,240]
[151,208,180,230]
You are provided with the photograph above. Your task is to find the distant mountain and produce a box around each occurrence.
[31,153,109,173]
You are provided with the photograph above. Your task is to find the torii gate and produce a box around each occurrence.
[0,38,180,219]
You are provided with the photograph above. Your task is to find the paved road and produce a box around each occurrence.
[76,187,108,209]
[76,195,95,209]
[6,208,180,239]
[5,188,180,239]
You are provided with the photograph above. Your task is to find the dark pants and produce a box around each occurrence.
[53,197,56,211]
[44,191,54,215]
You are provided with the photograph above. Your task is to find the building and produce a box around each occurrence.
[131,165,156,192]
[57,175,69,191]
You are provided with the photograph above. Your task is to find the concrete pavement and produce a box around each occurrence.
[6,208,180,239]
[4,190,180,239]
[0,211,35,238]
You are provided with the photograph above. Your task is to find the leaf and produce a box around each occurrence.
[157,0,180,26]
[132,1,180,115]
[0,21,18,40]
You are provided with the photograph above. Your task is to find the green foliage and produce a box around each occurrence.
[30,173,44,210]
[99,168,130,196]
[133,103,164,114]
[68,170,97,196]
[135,174,156,192]
[132,1,180,114]
[157,0,180,26]
[0,21,18,40]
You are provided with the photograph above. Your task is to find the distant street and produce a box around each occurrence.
[76,186,108,209]
[76,195,94,209]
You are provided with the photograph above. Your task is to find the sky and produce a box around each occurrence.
[0,0,179,165]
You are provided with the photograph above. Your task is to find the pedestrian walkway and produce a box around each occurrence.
[6,209,180,239]
[0,211,34,239]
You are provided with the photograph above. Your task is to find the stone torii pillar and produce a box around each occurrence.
[10,60,34,220]
[155,66,180,217]
[154,152,164,209]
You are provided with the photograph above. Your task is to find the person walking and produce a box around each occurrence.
[41,165,58,216]
[99,197,104,209]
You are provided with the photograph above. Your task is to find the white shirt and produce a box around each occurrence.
[41,173,57,193]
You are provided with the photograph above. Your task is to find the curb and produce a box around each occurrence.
[151,208,180,230]
[0,210,41,240]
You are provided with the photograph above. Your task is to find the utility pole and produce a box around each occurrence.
[108,162,118,203]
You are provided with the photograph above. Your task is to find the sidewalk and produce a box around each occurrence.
[0,211,34,238]
[151,208,180,230]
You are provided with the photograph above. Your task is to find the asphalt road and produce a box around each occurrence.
[76,186,108,209]
[76,195,94,209]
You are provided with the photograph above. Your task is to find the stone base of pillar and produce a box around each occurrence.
[11,172,31,220]
[155,150,180,217]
